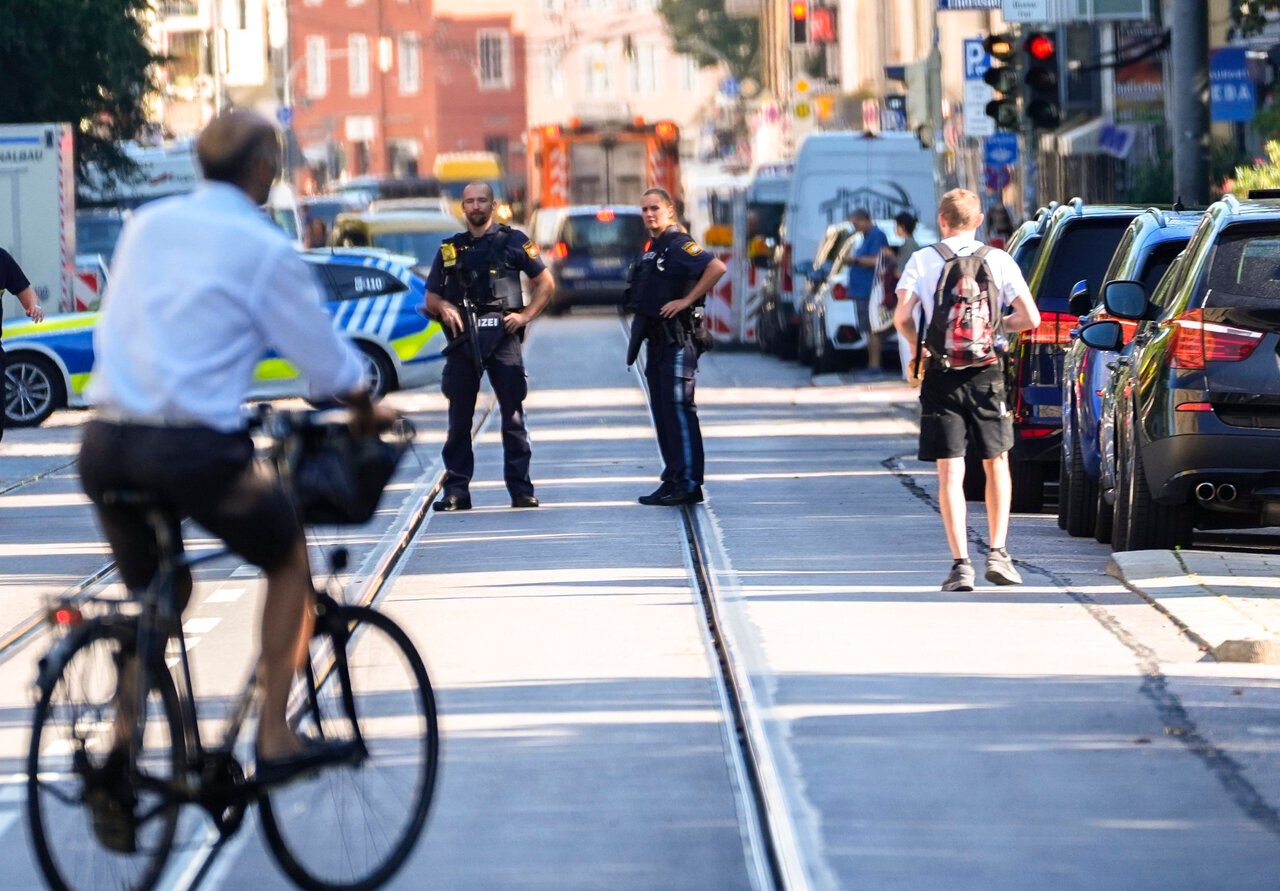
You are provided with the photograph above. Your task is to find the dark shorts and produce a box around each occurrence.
[917,363,1013,461]
[78,420,302,594]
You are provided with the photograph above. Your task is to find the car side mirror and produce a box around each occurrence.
[1100,279,1147,320]
[1068,279,1092,317]
[1079,319,1124,352]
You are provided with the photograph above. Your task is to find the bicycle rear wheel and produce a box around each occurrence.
[27,620,185,891]
[260,604,438,891]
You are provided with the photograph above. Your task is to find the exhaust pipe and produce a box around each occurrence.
[1218,483,1238,503]
[1195,482,1216,501]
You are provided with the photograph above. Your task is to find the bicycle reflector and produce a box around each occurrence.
[49,605,83,626]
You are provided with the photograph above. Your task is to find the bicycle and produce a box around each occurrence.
[26,406,439,891]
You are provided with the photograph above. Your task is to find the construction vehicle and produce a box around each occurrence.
[527,119,681,210]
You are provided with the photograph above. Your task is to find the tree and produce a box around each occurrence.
[0,0,162,181]
[657,0,760,84]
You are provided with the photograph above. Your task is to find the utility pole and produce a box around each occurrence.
[927,8,946,203]
[1169,0,1209,204]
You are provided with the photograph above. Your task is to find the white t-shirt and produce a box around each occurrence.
[89,182,365,432]
[896,235,1031,327]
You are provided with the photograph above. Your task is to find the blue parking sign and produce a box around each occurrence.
[276,106,294,128]
[1210,48,1255,123]
[984,132,1018,167]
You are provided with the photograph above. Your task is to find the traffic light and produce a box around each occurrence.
[790,1,807,44]
[982,33,1019,131]
[1022,31,1061,129]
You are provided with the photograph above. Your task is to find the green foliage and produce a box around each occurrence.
[657,0,760,83]
[0,0,162,180]
[1230,141,1280,196]
[1123,141,1244,205]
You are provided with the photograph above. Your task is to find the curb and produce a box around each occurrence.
[1108,549,1280,663]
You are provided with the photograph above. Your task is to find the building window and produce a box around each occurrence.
[629,41,660,95]
[484,136,509,171]
[584,41,612,98]
[349,34,370,96]
[679,54,698,92]
[543,45,564,98]
[581,0,611,8]
[302,0,320,6]
[398,33,421,94]
[540,0,563,12]
[305,35,328,98]
[477,30,511,90]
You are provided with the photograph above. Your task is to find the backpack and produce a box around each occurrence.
[919,243,1004,371]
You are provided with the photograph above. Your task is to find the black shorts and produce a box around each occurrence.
[79,420,302,594]
[917,363,1013,461]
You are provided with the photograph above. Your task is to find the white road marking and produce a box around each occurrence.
[204,587,245,604]
[182,618,221,635]
[230,565,257,578]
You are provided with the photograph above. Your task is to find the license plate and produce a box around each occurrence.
[592,258,623,269]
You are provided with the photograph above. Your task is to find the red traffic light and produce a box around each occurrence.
[1025,33,1055,61]
[791,1,807,20]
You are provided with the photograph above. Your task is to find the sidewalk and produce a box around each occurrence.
[1109,549,1280,663]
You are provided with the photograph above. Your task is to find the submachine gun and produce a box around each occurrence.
[453,226,525,377]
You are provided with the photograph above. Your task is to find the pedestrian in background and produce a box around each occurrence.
[627,187,726,506]
[892,188,1040,592]
[892,212,922,378]
[0,247,46,441]
[846,208,889,378]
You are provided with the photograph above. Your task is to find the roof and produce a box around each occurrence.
[332,210,463,233]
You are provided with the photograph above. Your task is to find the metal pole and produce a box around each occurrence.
[927,6,946,203]
[1169,0,1209,204]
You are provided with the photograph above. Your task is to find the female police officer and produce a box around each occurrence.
[627,187,726,506]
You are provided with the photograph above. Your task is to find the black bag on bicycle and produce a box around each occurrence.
[291,423,411,525]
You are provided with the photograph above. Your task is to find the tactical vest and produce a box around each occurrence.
[629,228,698,318]
[441,225,524,312]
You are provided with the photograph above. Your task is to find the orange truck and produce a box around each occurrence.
[527,119,681,209]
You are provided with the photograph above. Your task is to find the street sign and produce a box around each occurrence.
[984,132,1018,167]
[963,39,995,138]
[938,0,1001,9]
[985,164,1011,193]
[276,106,293,128]
[1002,0,1051,22]
[1210,47,1256,123]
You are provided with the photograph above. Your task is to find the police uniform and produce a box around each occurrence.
[627,225,712,500]
[425,224,546,503]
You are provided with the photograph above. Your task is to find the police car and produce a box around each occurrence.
[1,249,445,427]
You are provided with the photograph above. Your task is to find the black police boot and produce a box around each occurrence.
[654,485,703,507]
[638,484,674,506]
[433,493,472,512]
[511,493,540,508]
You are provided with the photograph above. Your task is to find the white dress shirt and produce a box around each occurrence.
[896,235,1032,327]
[88,182,364,432]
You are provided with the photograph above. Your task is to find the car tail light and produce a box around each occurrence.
[1023,310,1075,345]
[832,283,849,301]
[1166,308,1263,369]
[781,243,793,293]
[596,209,615,222]
[1175,402,1213,412]
[553,242,569,260]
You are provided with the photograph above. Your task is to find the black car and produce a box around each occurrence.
[1007,199,1140,512]
[1059,208,1200,540]
[547,206,647,310]
[1081,194,1280,549]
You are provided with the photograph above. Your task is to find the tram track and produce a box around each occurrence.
[622,311,813,891]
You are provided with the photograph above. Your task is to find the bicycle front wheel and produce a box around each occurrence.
[27,620,185,891]
[260,605,438,891]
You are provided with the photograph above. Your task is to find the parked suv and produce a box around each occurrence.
[1081,195,1280,549]
[1007,199,1140,512]
[1060,208,1201,539]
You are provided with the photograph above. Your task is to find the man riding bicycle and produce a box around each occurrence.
[77,110,398,814]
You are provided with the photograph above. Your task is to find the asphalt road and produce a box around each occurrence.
[1,313,1280,890]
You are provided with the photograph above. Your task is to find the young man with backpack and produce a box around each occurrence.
[892,189,1041,592]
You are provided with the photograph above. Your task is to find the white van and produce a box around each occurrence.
[769,131,935,355]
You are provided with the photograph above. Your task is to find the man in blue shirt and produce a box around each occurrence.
[847,208,889,375]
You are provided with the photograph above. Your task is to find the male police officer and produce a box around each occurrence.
[424,182,554,511]
[628,187,726,506]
